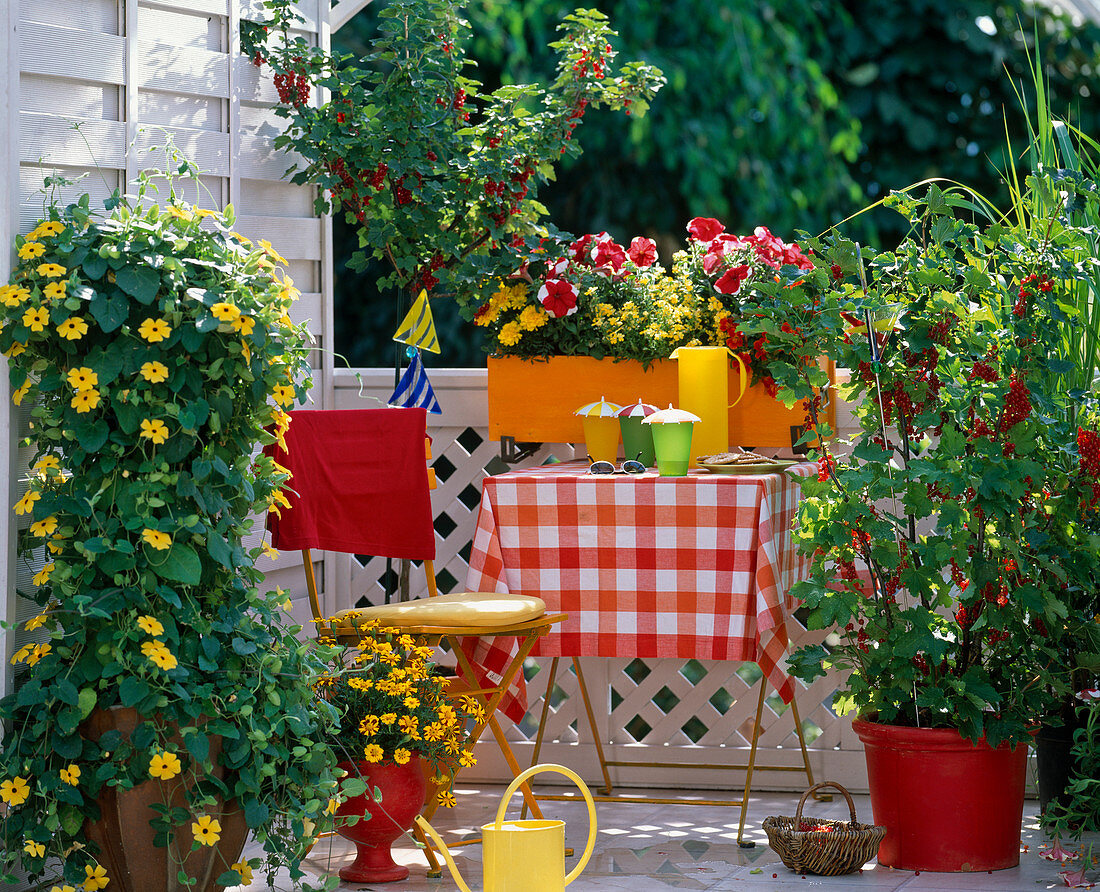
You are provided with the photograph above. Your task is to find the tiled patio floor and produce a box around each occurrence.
[234,786,1099,892]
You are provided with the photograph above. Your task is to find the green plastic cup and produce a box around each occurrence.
[618,416,656,467]
[649,421,695,476]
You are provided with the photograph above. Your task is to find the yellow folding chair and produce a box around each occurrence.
[267,407,564,875]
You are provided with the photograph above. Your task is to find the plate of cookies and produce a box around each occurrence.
[695,451,796,475]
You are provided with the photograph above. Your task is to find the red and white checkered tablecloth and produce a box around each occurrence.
[462,460,814,723]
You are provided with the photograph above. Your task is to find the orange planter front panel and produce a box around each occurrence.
[487,355,835,449]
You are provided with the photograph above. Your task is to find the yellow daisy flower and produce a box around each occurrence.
[393,747,412,765]
[149,751,182,780]
[191,814,222,846]
[32,564,53,587]
[36,263,66,278]
[71,389,101,414]
[211,302,240,322]
[363,743,384,763]
[56,315,87,339]
[141,528,171,550]
[23,839,45,858]
[137,614,165,636]
[18,242,46,260]
[139,418,169,445]
[22,307,49,332]
[67,367,98,391]
[0,776,30,805]
[30,515,58,537]
[59,764,81,786]
[13,490,40,515]
[437,790,457,808]
[138,317,172,343]
[83,864,109,890]
[44,281,68,301]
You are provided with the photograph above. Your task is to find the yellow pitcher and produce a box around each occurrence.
[415,763,597,892]
[669,346,748,463]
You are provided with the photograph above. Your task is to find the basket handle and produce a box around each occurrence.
[794,781,858,824]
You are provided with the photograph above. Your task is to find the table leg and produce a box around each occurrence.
[787,686,830,801]
[572,658,614,795]
[736,678,769,848]
[522,656,560,819]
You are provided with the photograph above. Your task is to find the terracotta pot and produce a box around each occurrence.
[486,354,836,450]
[82,707,248,892]
[335,756,427,883]
[853,717,1028,872]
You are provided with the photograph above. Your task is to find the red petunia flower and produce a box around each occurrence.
[627,237,657,268]
[714,264,750,295]
[538,278,579,318]
[687,217,724,243]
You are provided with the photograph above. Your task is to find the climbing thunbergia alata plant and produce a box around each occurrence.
[242,0,663,311]
[790,178,1100,747]
[0,171,342,891]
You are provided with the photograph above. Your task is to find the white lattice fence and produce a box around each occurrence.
[331,368,870,792]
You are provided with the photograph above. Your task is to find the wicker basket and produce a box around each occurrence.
[763,781,887,876]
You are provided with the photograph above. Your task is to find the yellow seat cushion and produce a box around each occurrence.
[334,592,546,629]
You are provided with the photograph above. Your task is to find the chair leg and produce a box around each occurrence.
[572,658,614,795]
[522,656,559,819]
[736,677,769,848]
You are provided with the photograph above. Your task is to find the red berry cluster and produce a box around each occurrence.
[830,263,843,281]
[927,313,957,346]
[411,253,446,294]
[571,47,606,79]
[955,604,974,630]
[1001,375,1031,430]
[949,559,969,592]
[968,361,999,383]
[1014,272,1053,317]
[274,66,310,107]
[1078,427,1100,477]
[369,162,388,190]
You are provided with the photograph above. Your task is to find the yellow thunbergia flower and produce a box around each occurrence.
[192,814,221,846]
[231,862,253,884]
[363,743,384,763]
[259,239,289,266]
[261,541,279,560]
[138,317,171,343]
[32,221,64,238]
[13,490,40,515]
[139,361,169,383]
[23,839,45,858]
[1,285,30,307]
[25,643,51,666]
[49,885,76,892]
[4,342,25,359]
[142,528,171,551]
[67,367,98,391]
[83,864,109,890]
[56,315,87,339]
[25,609,49,630]
[278,274,300,302]
[12,382,31,405]
[33,454,59,472]
[18,242,46,260]
[437,790,457,808]
[232,314,255,336]
[59,764,81,786]
[166,204,194,222]
[137,615,165,636]
[211,302,240,322]
[44,282,68,301]
[393,747,412,765]
[0,776,30,806]
[71,389,101,414]
[32,564,53,587]
[36,263,66,278]
[22,307,49,332]
[139,418,170,445]
[30,516,58,537]
[149,751,182,780]
[141,640,178,671]
[271,383,295,407]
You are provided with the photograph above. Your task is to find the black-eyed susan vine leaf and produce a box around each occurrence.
[115,265,161,303]
[153,542,202,585]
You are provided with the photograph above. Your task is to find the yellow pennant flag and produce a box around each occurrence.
[392,289,440,354]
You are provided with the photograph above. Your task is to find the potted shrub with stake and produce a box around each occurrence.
[790,177,1100,872]
[0,165,343,892]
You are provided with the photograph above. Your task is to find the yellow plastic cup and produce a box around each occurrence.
[582,416,620,464]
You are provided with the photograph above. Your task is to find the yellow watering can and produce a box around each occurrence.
[669,346,749,463]
[415,763,597,892]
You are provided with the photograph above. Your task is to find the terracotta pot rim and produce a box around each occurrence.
[852,717,1026,753]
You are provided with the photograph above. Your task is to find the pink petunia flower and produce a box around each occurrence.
[1042,840,1082,862]
[538,278,579,318]
[687,217,725,243]
[627,237,657,268]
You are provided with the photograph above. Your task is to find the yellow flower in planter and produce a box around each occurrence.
[191,815,221,847]
[232,314,255,336]
[22,307,48,332]
[31,564,53,587]
[137,615,165,636]
[82,864,109,890]
[231,862,253,884]
[437,790,457,808]
[35,263,66,279]
[358,715,380,735]
[497,321,522,346]
[56,315,87,339]
[271,383,295,407]
[148,751,182,780]
[30,221,64,238]
[141,640,178,671]
[0,776,30,806]
[139,418,169,445]
[211,302,240,322]
[141,528,171,551]
[397,715,419,738]
[393,747,412,765]
[23,840,45,858]
[518,305,548,331]
[67,367,98,391]
[13,490,40,515]
[363,743,384,763]
[44,282,68,301]
[17,242,45,260]
[59,765,80,786]
[29,516,58,537]
[138,317,171,343]
[139,360,169,383]
[71,390,101,414]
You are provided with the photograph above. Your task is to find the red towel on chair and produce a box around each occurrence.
[266,408,435,560]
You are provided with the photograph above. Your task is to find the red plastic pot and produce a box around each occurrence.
[853,718,1028,872]
[335,756,427,883]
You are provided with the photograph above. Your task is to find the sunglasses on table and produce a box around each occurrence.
[587,458,647,475]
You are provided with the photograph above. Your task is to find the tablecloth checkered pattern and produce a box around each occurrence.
[463,461,814,723]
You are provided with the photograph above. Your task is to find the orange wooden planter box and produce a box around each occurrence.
[486,355,836,449]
